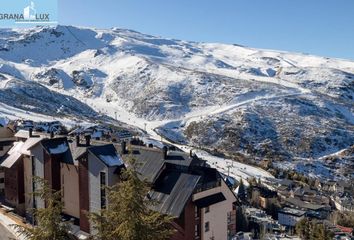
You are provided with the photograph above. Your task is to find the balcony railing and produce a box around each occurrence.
[194,179,221,193]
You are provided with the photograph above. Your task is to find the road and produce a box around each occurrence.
[0,223,16,240]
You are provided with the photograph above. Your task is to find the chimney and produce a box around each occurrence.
[190,149,193,157]
[85,135,91,146]
[76,135,80,146]
[121,141,127,154]
[29,128,33,138]
[162,146,168,160]
[50,131,54,139]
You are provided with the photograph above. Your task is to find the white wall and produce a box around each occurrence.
[278,213,303,227]
[193,180,236,240]
[88,153,107,215]
[23,155,33,210]
[88,152,121,216]
[31,144,45,209]
[107,166,120,187]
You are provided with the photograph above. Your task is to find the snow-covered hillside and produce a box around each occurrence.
[0,25,353,161]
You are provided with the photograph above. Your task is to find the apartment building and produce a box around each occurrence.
[1,129,46,215]
[1,129,238,239]
[0,126,15,193]
[278,207,305,229]
[120,145,238,240]
[75,139,124,233]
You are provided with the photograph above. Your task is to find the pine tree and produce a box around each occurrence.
[295,218,306,239]
[90,154,175,240]
[12,177,74,240]
[296,219,333,240]
[235,206,247,232]
[311,222,332,240]
[238,178,246,201]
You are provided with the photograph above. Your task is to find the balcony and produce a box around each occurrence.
[194,179,221,194]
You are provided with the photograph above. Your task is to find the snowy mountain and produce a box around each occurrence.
[0,25,353,161]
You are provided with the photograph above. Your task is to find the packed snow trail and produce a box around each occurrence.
[182,90,309,125]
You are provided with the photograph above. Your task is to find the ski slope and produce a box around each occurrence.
[0,25,352,166]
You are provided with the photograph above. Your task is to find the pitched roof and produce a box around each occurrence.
[21,137,45,155]
[14,130,46,139]
[123,147,165,183]
[88,144,124,167]
[1,151,22,168]
[336,225,353,234]
[120,146,205,183]
[41,138,69,154]
[68,142,87,160]
[285,197,326,211]
[149,171,200,217]
[279,207,306,217]
[1,141,25,168]
[164,150,197,167]
[40,138,75,165]
[7,141,23,155]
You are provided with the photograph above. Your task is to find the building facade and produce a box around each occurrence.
[278,208,305,228]
[1,130,238,239]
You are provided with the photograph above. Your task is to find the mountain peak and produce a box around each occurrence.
[0,26,353,167]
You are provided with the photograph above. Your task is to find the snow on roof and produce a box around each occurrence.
[279,207,306,217]
[97,154,124,167]
[142,137,164,149]
[1,141,25,168]
[14,130,29,138]
[5,137,44,156]
[14,130,46,139]
[91,131,102,138]
[89,144,124,167]
[21,137,44,155]
[1,151,22,168]
[48,142,69,154]
[8,141,23,155]
[234,185,239,194]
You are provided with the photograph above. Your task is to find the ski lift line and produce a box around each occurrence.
[65,26,87,46]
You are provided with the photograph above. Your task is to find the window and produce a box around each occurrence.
[194,206,199,218]
[100,172,106,209]
[31,156,37,209]
[0,146,3,151]
[205,206,210,213]
[195,224,199,237]
[205,222,210,232]
[0,178,4,184]
[31,156,36,176]
[62,174,65,198]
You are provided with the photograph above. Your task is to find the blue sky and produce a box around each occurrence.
[59,0,354,60]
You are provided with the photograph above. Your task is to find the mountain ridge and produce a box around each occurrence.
[0,25,353,168]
